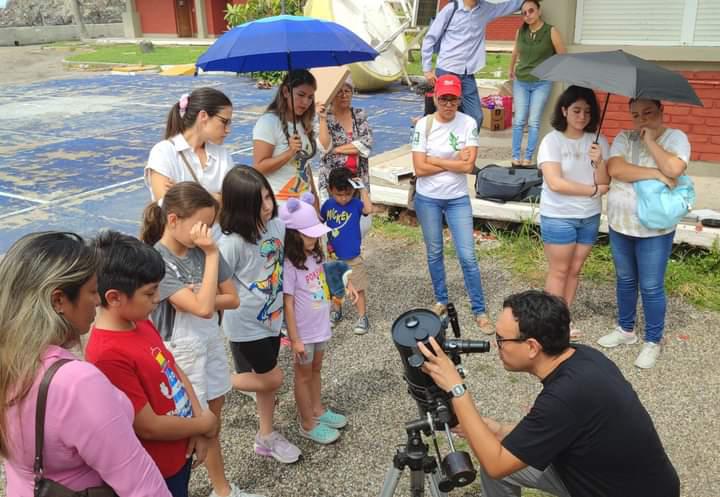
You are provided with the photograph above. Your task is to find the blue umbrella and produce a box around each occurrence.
[196,15,378,73]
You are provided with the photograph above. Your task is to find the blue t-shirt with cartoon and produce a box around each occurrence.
[321,197,363,260]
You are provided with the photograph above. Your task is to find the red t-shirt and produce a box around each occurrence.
[85,319,193,477]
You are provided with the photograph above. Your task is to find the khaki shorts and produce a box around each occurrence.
[345,256,368,292]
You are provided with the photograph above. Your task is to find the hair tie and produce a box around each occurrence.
[157,197,164,208]
[178,93,189,118]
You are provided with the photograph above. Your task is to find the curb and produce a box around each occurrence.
[62,59,160,73]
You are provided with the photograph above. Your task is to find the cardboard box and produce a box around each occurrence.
[482,107,506,131]
[309,66,350,105]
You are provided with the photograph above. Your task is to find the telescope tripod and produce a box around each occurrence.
[378,425,447,497]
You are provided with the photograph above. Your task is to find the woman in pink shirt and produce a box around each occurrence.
[0,231,171,497]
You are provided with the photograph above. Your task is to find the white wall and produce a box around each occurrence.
[0,23,123,46]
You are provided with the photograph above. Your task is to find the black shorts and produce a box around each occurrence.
[229,336,281,375]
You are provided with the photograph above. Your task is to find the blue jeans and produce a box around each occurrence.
[414,192,487,315]
[609,228,675,343]
[436,67,483,129]
[512,79,553,161]
[164,458,192,497]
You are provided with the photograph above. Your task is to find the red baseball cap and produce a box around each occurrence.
[435,74,462,97]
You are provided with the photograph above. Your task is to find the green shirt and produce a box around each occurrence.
[515,22,555,82]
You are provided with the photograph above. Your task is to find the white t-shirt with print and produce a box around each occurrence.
[537,130,609,219]
[607,129,691,238]
[253,113,314,201]
[145,133,235,201]
[411,112,479,200]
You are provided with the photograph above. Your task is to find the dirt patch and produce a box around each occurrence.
[0,45,99,86]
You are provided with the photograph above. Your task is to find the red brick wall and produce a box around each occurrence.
[595,71,720,163]
[436,0,522,41]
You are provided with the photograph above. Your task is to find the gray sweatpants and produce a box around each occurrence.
[480,464,571,497]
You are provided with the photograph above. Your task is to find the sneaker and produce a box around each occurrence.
[330,307,343,328]
[298,422,340,445]
[280,335,292,348]
[209,483,266,497]
[254,431,301,463]
[431,302,447,317]
[353,316,370,335]
[597,326,638,348]
[316,408,348,429]
[475,313,494,335]
[635,342,661,369]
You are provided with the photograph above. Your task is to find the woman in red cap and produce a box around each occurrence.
[410,74,492,334]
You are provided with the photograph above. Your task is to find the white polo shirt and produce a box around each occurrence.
[144,133,235,201]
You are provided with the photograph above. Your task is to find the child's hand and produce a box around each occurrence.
[197,408,218,437]
[187,435,210,468]
[459,148,472,162]
[292,340,306,362]
[346,281,359,304]
[190,222,216,253]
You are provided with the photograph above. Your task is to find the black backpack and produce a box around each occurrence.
[474,165,543,203]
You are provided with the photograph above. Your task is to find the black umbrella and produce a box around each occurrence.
[532,50,703,141]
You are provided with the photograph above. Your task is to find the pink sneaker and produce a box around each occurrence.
[280,335,292,348]
[254,431,301,464]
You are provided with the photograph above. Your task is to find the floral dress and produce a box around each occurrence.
[317,107,373,196]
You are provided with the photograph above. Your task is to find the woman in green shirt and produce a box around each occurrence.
[509,0,566,167]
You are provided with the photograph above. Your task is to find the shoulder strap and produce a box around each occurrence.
[425,114,435,141]
[178,151,201,183]
[436,0,458,52]
[34,358,73,479]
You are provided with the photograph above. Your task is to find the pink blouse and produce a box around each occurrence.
[3,345,171,497]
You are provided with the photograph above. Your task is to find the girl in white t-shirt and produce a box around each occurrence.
[410,74,492,334]
[145,87,235,204]
[537,86,610,338]
[253,70,319,205]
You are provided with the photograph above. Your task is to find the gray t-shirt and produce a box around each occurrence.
[152,243,233,341]
[217,218,285,342]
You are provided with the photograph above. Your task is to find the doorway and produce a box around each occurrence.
[175,0,193,37]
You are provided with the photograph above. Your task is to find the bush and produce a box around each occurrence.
[224,0,304,30]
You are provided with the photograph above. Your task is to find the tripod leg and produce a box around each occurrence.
[378,466,403,497]
[428,468,449,497]
[410,470,425,497]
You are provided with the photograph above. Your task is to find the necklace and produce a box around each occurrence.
[564,136,586,161]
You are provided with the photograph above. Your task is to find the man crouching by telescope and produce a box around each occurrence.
[417,290,679,497]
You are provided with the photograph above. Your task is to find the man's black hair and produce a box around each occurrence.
[502,290,570,356]
[328,167,354,191]
[93,230,165,307]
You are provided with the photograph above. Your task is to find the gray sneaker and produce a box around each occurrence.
[353,316,370,335]
[209,483,266,497]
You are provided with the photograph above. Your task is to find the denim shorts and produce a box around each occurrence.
[540,214,601,245]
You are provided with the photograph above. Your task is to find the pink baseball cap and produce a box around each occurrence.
[279,192,331,238]
[435,74,462,97]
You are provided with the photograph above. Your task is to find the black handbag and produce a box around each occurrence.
[34,359,119,497]
[474,164,543,204]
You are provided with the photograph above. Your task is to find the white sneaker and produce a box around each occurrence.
[597,326,638,348]
[209,483,266,497]
[634,342,661,369]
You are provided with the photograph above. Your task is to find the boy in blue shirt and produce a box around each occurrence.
[320,167,373,334]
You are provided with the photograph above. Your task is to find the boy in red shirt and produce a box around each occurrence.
[86,231,217,497]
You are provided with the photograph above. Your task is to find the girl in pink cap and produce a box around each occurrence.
[280,193,356,445]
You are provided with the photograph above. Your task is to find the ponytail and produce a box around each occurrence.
[140,182,218,246]
[163,87,233,140]
[141,201,166,246]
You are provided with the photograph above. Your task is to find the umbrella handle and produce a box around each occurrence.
[591,93,611,171]
[287,52,298,137]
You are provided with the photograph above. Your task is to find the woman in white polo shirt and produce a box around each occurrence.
[145,87,235,204]
[411,74,492,334]
[537,85,609,337]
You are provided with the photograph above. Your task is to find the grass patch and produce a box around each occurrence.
[406,51,511,80]
[374,214,720,312]
[64,43,207,65]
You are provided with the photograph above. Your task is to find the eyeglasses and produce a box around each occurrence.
[214,114,232,128]
[338,88,354,96]
[495,333,527,349]
[522,7,536,15]
[438,96,460,106]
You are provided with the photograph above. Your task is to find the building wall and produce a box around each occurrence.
[136,0,177,35]
[597,71,720,162]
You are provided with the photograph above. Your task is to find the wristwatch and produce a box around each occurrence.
[448,383,467,398]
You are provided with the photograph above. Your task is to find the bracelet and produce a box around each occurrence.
[591,184,598,198]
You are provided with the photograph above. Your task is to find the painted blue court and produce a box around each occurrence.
[0,73,422,252]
